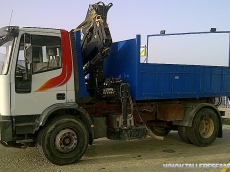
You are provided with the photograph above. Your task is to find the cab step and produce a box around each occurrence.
[16,139,33,144]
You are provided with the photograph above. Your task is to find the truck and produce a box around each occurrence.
[0,2,229,165]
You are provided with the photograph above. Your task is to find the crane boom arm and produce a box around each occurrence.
[75,1,113,75]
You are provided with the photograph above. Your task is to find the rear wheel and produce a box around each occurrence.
[37,115,89,165]
[186,108,219,147]
[150,126,171,136]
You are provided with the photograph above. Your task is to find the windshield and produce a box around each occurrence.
[0,37,14,74]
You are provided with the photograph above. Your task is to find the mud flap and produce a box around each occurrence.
[0,120,12,142]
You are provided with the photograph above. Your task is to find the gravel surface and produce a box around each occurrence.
[0,110,230,172]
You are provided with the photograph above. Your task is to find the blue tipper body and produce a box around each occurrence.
[103,32,230,101]
[74,31,89,98]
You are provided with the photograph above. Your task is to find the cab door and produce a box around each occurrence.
[11,30,71,116]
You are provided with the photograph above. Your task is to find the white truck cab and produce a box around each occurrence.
[0,26,79,142]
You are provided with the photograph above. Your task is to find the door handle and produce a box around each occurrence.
[56,93,65,100]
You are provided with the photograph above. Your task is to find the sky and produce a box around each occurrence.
[2,1,230,41]
[1,0,230,65]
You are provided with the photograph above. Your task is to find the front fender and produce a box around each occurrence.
[35,103,94,144]
[35,103,78,127]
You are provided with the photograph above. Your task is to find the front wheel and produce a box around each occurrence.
[37,115,89,165]
[186,108,219,147]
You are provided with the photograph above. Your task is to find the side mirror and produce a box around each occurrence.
[24,44,32,63]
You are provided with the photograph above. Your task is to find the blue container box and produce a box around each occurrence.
[104,33,230,101]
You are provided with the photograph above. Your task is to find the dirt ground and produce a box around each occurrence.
[0,109,230,172]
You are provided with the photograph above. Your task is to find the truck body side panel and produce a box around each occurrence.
[104,36,141,100]
[104,34,230,100]
[74,31,89,98]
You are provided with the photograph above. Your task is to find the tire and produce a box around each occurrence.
[177,126,190,144]
[186,108,219,147]
[150,126,171,136]
[37,115,89,165]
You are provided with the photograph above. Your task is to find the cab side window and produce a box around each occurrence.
[15,34,62,93]
[15,34,31,93]
[31,35,61,73]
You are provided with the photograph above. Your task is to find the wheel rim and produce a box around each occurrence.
[199,116,214,138]
[55,128,78,153]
